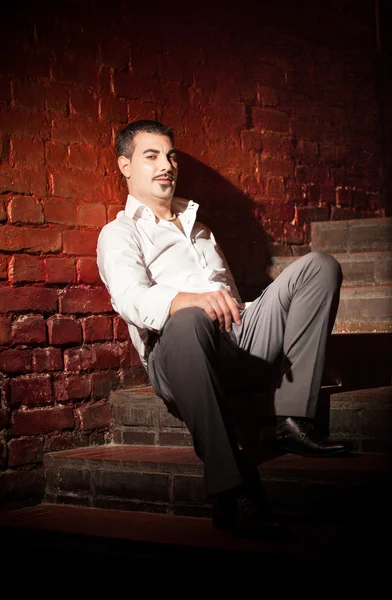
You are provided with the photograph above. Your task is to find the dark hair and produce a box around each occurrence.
[116,120,175,159]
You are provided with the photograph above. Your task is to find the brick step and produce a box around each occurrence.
[0,503,388,567]
[111,385,392,452]
[42,445,392,521]
[334,284,392,333]
[311,217,392,253]
[329,386,392,452]
[270,251,392,287]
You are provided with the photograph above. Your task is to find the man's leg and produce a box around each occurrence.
[232,251,348,456]
[148,307,246,498]
[147,307,285,537]
[234,251,342,418]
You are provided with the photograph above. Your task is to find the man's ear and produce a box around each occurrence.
[118,155,131,178]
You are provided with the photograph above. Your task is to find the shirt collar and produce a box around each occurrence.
[124,194,199,221]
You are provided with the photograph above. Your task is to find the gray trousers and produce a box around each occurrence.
[147,251,343,497]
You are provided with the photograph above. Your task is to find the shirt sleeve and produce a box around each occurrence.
[97,222,179,333]
[209,230,243,305]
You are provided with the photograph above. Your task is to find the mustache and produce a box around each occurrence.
[154,172,175,182]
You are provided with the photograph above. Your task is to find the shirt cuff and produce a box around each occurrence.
[137,285,180,332]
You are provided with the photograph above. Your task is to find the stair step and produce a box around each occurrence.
[333,285,392,333]
[43,445,392,520]
[329,386,392,451]
[0,503,387,566]
[271,251,392,286]
[311,217,392,253]
[111,385,392,452]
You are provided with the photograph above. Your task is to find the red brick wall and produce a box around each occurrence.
[0,0,384,505]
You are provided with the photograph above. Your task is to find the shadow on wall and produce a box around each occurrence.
[175,151,273,302]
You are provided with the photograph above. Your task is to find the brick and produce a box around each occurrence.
[47,466,91,494]
[0,374,9,403]
[7,195,44,225]
[52,170,102,198]
[114,72,153,100]
[0,316,11,345]
[69,144,98,171]
[10,373,52,407]
[52,115,103,146]
[13,80,45,111]
[64,346,96,371]
[33,347,63,372]
[59,286,111,314]
[45,85,69,114]
[0,225,62,253]
[95,469,169,501]
[127,100,156,122]
[0,286,57,313]
[7,167,48,196]
[336,188,353,206]
[11,137,45,167]
[0,467,45,504]
[99,66,112,96]
[76,203,106,227]
[43,431,89,453]
[0,198,6,221]
[297,205,330,226]
[9,255,45,284]
[53,55,98,89]
[113,316,129,341]
[91,371,119,398]
[101,39,130,70]
[0,43,50,78]
[45,141,68,166]
[283,223,305,245]
[77,257,101,283]
[77,401,112,431]
[100,96,128,122]
[331,206,360,221]
[47,315,82,345]
[11,315,47,344]
[241,130,262,152]
[253,108,289,133]
[63,230,99,255]
[70,88,98,117]
[0,106,50,138]
[0,256,7,280]
[44,198,76,225]
[54,374,91,401]
[45,257,77,284]
[94,342,127,369]
[82,315,112,342]
[259,157,293,178]
[256,85,278,107]
[0,348,31,373]
[11,406,74,435]
[8,437,43,467]
[266,178,286,199]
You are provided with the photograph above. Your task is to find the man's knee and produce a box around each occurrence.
[165,307,216,341]
[305,251,343,288]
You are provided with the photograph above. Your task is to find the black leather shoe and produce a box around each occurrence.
[212,486,288,539]
[276,417,350,457]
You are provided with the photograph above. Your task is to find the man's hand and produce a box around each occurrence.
[170,290,243,332]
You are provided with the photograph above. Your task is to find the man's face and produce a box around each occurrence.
[119,132,178,204]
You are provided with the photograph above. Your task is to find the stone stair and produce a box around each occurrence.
[1,218,392,562]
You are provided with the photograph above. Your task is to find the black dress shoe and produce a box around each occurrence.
[212,486,288,539]
[276,417,350,458]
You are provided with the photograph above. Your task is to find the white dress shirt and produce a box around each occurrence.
[97,194,243,368]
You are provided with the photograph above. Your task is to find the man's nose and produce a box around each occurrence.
[159,154,173,172]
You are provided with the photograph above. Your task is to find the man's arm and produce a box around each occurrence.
[97,223,179,332]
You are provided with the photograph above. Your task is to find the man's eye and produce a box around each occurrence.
[169,154,177,162]
[146,155,156,159]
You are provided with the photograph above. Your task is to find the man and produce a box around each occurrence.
[97,120,349,538]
